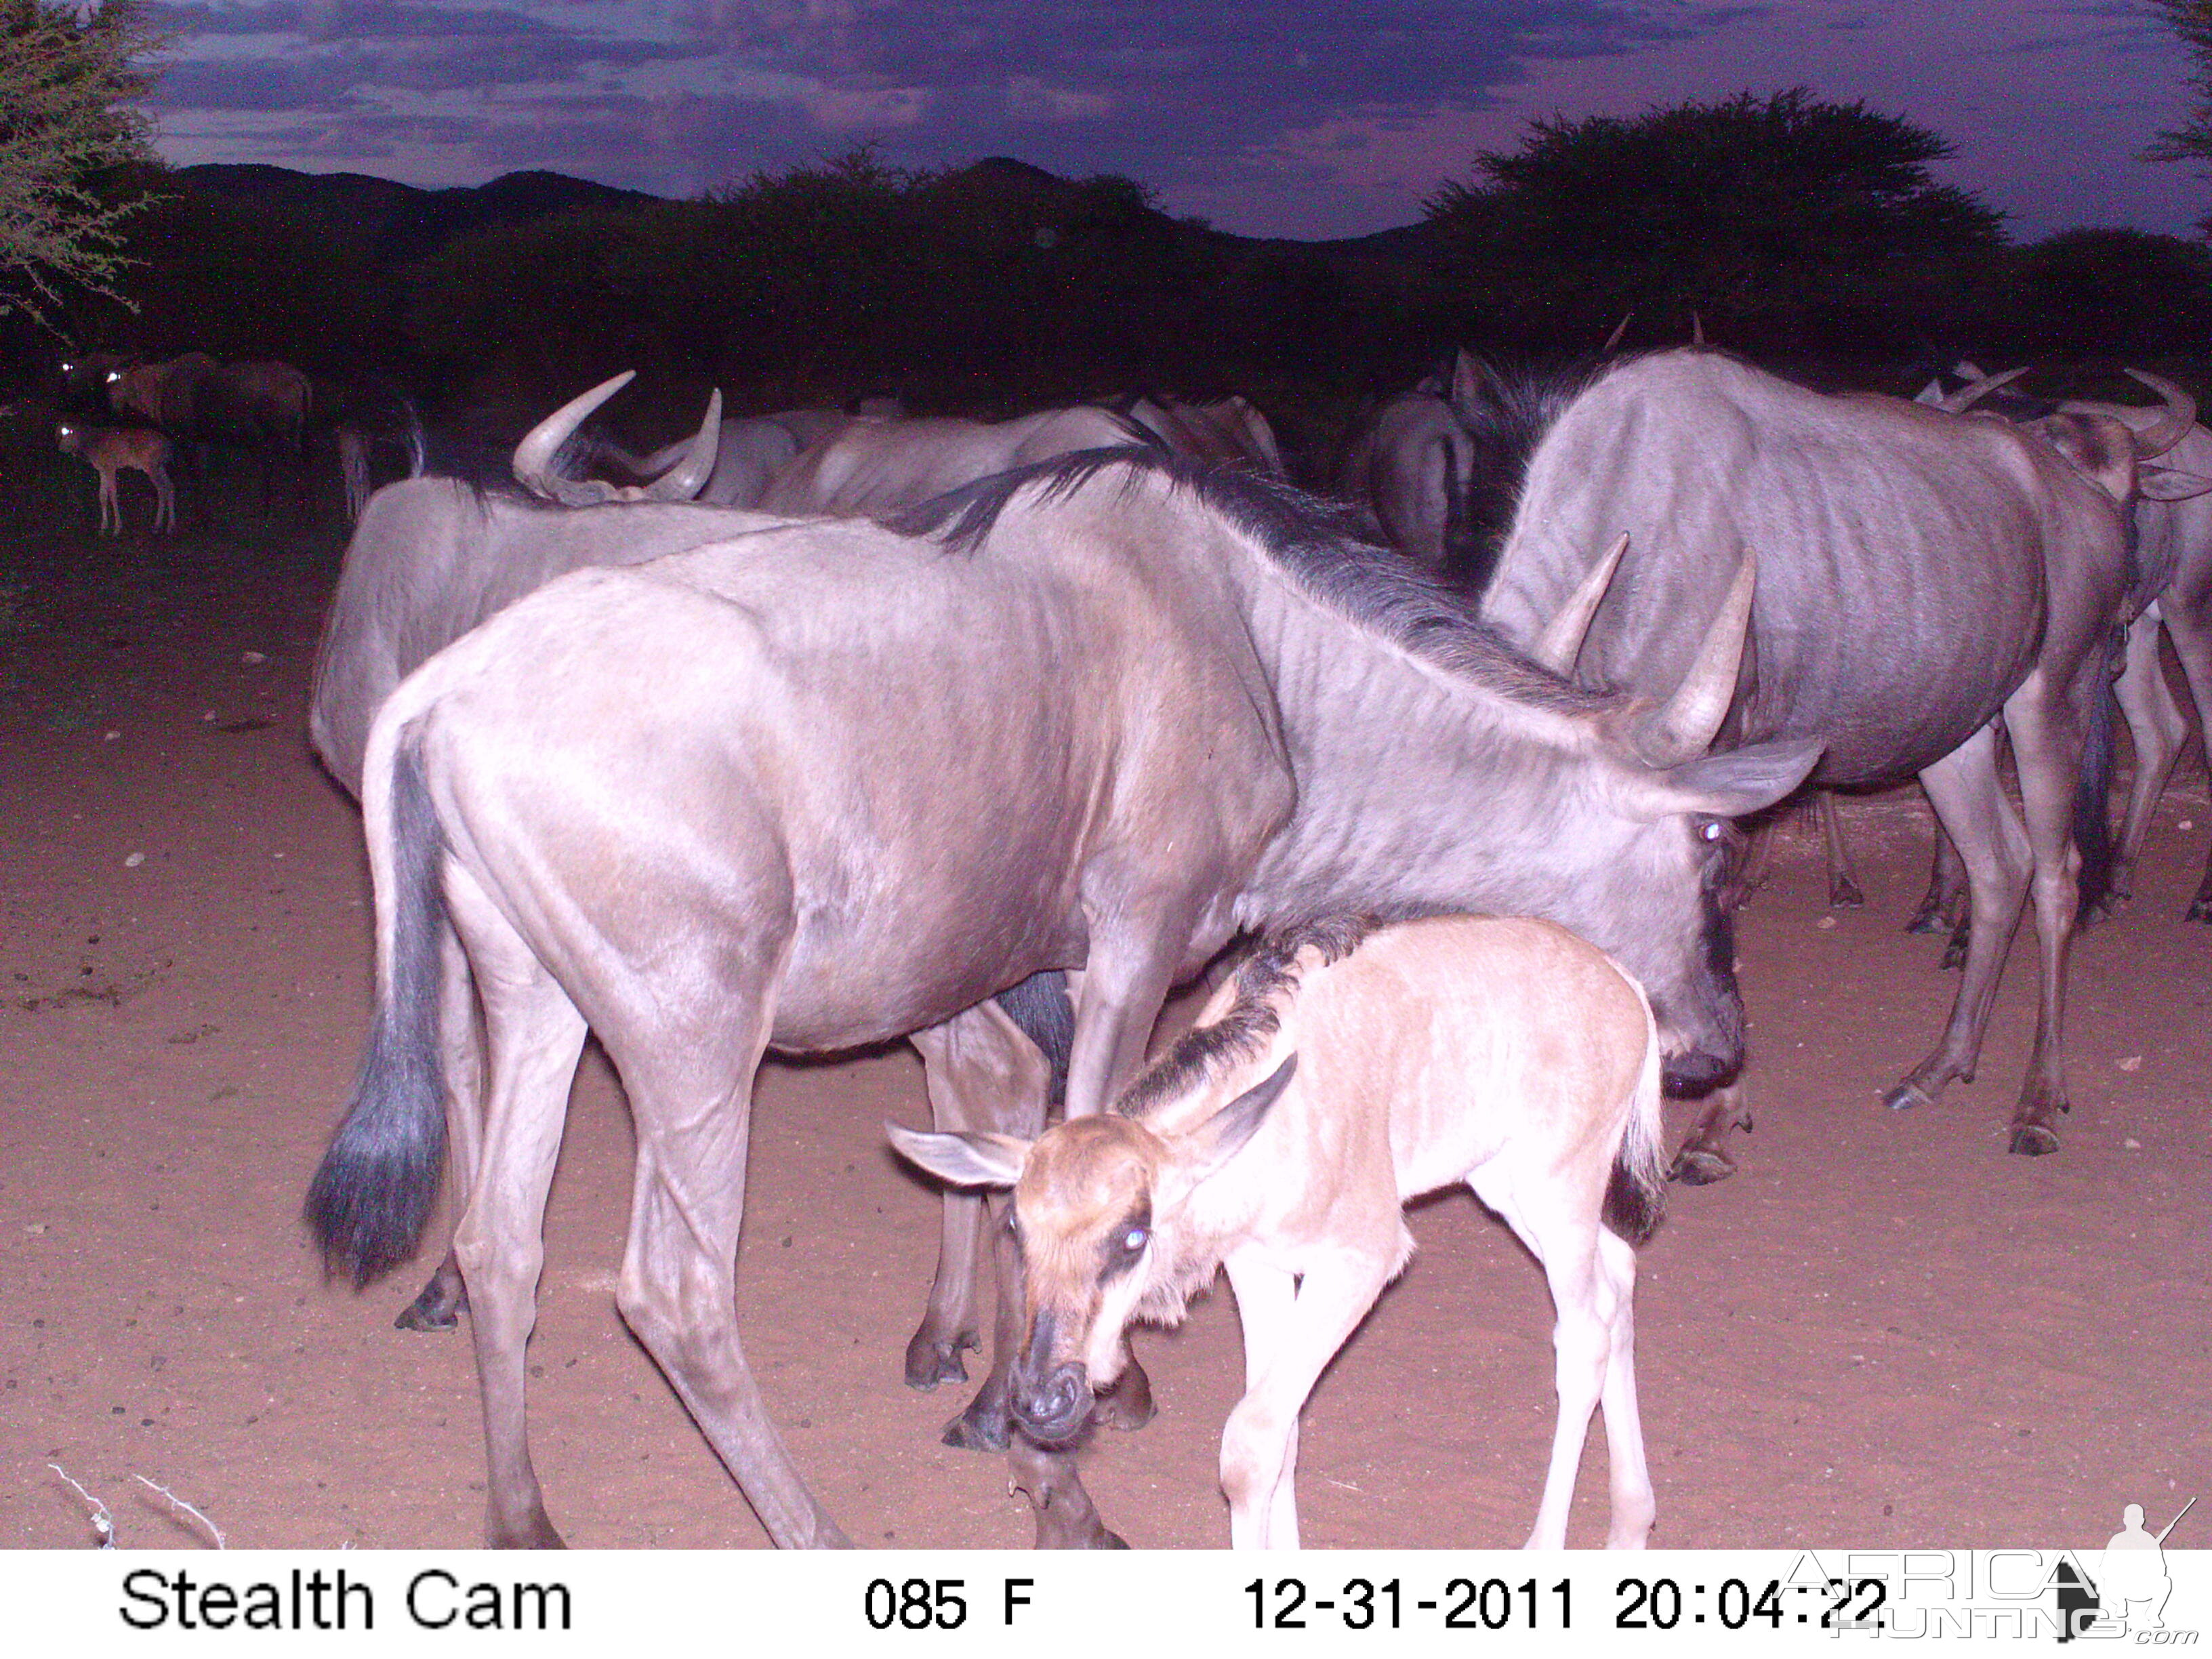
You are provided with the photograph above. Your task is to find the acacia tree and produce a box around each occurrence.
[0,0,163,327]
[1426,88,2006,359]
[2149,1,2212,224]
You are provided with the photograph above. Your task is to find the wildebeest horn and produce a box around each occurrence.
[1692,312,1706,347]
[641,388,723,501]
[2122,369,2197,460]
[1633,553,1756,768]
[512,370,638,504]
[1936,365,2030,415]
[1529,533,1630,676]
[1603,311,1633,354]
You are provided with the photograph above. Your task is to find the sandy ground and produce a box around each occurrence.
[3,515,2207,1553]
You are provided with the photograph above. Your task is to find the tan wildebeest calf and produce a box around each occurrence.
[893,913,1665,1549]
[56,420,176,535]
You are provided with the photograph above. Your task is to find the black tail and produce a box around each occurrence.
[304,741,447,1286]
[2072,634,2120,920]
[1601,1036,1667,1248]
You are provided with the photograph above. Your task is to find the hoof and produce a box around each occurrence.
[1939,931,1969,972]
[1904,909,1944,935]
[2188,897,2212,924]
[903,1330,976,1391]
[1668,1145,1736,1186]
[490,1513,568,1549]
[1828,877,1865,909]
[1090,1367,1155,1432]
[2007,1122,2061,1157]
[941,1397,1012,1453]
[1881,1081,1933,1113]
[394,1284,464,1332]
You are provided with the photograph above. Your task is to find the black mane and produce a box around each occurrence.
[1113,916,1376,1122]
[889,446,1612,718]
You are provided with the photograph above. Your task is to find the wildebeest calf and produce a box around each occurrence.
[893,913,1665,1549]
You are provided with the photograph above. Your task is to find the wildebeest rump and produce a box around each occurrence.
[306,451,1815,1549]
[1477,348,2143,1161]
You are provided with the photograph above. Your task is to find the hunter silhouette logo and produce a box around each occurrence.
[2056,1496,2196,1642]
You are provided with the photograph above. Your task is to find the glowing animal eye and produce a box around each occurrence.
[1121,1226,1149,1254]
[1700,820,1723,842]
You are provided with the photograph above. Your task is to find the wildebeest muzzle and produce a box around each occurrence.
[1011,1359,1094,1445]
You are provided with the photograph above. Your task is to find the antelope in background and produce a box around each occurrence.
[56,420,176,535]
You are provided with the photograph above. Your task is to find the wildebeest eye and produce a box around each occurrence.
[1120,1225,1149,1255]
[1700,819,1724,842]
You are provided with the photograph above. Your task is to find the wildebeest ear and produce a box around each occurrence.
[1449,350,1492,413]
[1176,1055,1298,1187]
[2138,464,2212,502]
[886,1123,1027,1189]
[1624,739,1824,822]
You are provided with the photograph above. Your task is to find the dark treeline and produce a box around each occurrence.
[14,91,2212,464]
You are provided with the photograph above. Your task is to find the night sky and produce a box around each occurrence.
[145,1,2200,243]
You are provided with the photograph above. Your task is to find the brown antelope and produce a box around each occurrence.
[56,421,176,535]
[892,913,1665,1549]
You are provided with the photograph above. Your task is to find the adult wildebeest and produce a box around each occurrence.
[309,373,731,788]
[1338,351,1578,590]
[1790,367,2212,939]
[1478,348,2177,1166]
[756,403,1160,518]
[106,352,219,433]
[892,912,1664,1549]
[308,369,1090,1521]
[306,449,1816,1549]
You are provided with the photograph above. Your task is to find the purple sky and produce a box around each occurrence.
[144,1,2205,243]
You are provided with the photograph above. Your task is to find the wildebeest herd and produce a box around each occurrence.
[281,346,2207,1551]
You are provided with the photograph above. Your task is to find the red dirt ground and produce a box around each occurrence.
[3,519,2207,1552]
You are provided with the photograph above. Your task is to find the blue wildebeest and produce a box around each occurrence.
[892,912,1664,1549]
[1917,367,2212,928]
[1477,348,2179,1168]
[307,369,1090,1517]
[306,450,1816,1549]
[583,404,880,510]
[1338,350,1582,592]
[756,403,1161,518]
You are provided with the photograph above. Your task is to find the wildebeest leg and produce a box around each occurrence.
[1473,1174,1643,1551]
[1221,1253,1386,1549]
[1593,1230,1656,1548]
[1999,679,2089,1153]
[904,1002,1051,1391]
[444,872,588,1549]
[1221,1250,1303,1546]
[2163,600,2212,920]
[2106,613,2184,913]
[1883,726,2031,1115]
[1666,1082,1750,1185]
[939,1197,1021,1452]
[1905,817,1970,947]
[1817,794,1864,907]
[1006,1435,1128,1550]
[397,935,481,1332]
[609,994,850,1547]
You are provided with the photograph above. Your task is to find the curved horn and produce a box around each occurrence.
[1936,364,2030,415]
[1632,552,1757,768]
[1528,533,1630,676]
[642,388,724,501]
[1691,311,1706,347]
[1603,311,1633,354]
[2122,368,2197,460]
[512,369,637,504]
